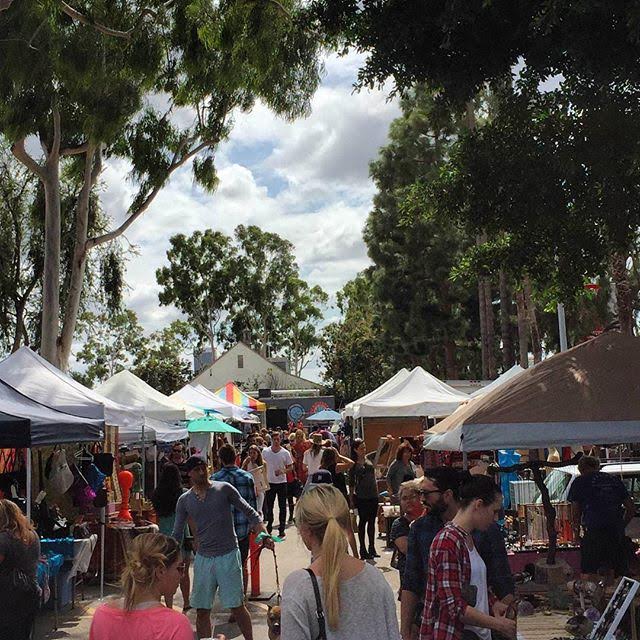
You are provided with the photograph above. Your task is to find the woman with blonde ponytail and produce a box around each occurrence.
[89,533,213,640]
[282,485,400,639]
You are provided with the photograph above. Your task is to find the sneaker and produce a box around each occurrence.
[279,531,287,539]
[369,547,380,558]
[360,549,371,560]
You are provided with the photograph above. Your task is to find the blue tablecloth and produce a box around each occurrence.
[40,537,74,558]
[36,552,64,588]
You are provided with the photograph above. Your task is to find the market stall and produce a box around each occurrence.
[423,331,640,577]
[171,382,255,421]
[349,366,468,452]
[343,368,410,418]
[0,379,105,612]
[97,369,201,422]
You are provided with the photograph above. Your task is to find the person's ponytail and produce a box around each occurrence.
[293,485,351,631]
[321,516,348,630]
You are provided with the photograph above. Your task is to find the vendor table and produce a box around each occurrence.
[103,522,158,581]
[507,546,581,575]
[40,535,98,610]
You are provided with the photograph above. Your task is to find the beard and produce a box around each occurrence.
[426,496,448,517]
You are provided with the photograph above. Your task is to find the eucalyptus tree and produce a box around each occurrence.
[0,0,321,369]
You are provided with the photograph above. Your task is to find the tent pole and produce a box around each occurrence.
[26,448,32,521]
[153,445,158,489]
[141,422,146,497]
[100,506,105,599]
[557,303,568,351]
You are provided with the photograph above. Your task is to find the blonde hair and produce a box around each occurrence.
[295,429,306,443]
[294,485,350,631]
[121,533,180,610]
[398,478,422,500]
[0,499,35,544]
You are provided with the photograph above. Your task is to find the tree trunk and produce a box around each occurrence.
[523,277,542,363]
[41,169,61,366]
[499,271,515,369]
[443,338,458,379]
[58,146,96,371]
[483,278,496,378]
[532,466,558,565]
[611,253,634,335]
[12,299,26,353]
[515,287,529,368]
[478,277,488,378]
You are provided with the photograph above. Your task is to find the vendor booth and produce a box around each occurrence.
[171,382,255,421]
[349,366,468,452]
[97,370,201,422]
[424,331,640,579]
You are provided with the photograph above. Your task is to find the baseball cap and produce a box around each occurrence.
[309,469,333,485]
[183,456,208,473]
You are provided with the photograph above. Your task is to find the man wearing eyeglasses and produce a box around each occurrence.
[400,468,514,640]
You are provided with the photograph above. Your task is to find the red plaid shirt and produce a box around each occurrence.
[419,522,496,640]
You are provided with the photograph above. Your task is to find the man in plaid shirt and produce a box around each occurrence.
[212,443,257,601]
[419,479,516,640]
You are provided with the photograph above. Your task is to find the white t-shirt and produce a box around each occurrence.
[262,446,293,484]
[302,448,323,478]
[464,546,491,640]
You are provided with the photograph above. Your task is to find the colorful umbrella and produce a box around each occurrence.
[187,412,242,434]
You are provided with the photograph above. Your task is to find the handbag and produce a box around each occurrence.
[305,568,327,640]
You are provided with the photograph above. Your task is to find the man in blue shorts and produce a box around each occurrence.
[172,456,273,639]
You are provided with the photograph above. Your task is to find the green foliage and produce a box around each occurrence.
[74,308,145,385]
[156,229,235,354]
[420,74,640,301]
[320,272,389,403]
[364,87,481,378]
[132,320,193,395]
[0,0,322,365]
[312,0,640,103]
[0,149,41,352]
[157,225,327,374]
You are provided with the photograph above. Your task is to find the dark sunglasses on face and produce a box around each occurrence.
[420,489,443,497]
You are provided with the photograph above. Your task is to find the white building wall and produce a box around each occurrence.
[192,342,321,392]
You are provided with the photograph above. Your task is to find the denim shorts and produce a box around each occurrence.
[191,548,244,610]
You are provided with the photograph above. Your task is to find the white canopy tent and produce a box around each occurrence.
[96,370,201,422]
[171,384,253,421]
[0,346,145,431]
[469,364,525,398]
[352,366,468,419]
[343,368,410,418]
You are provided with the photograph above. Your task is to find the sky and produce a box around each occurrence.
[97,51,401,383]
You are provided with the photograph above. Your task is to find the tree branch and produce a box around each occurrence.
[0,0,13,12]
[60,142,89,156]
[87,139,215,249]
[11,140,46,179]
[59,1,133,39]
[59,1,174,39]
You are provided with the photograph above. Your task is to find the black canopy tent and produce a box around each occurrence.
[0,379,105,519]
[0,411,31,448]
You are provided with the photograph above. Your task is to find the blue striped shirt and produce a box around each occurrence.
[212,466,257,541]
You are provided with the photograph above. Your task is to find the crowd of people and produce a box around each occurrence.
[0,426,633,640]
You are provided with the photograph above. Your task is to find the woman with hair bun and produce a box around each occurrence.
[282,484,400,639]
[419,476,516,640]
[89,533,210,640]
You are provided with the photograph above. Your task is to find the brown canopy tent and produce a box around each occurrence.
[424,331,640,452]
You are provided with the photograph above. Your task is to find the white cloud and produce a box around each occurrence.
[97,51,400,382]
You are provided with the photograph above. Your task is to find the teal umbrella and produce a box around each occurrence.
[187,411,242,434]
